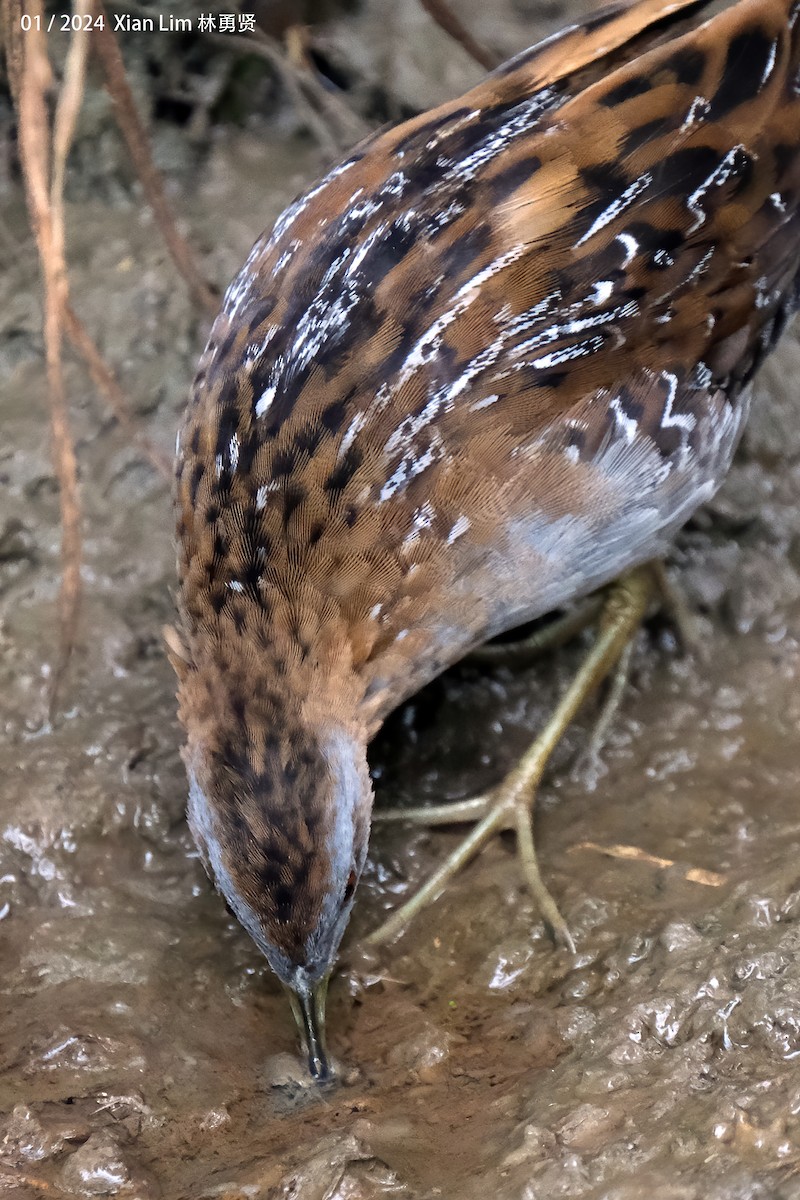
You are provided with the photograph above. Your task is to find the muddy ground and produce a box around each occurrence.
[4,1,800,1197]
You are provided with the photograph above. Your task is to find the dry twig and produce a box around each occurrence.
[62,303,172,479]
[91,2,218,316]
[570,841,726,887]
[9,0,175,715]
[1,0,25,102]
[0,1173,58,1195]
[418,0,500,71]
[15,0,85,717]
[3,4,171,484]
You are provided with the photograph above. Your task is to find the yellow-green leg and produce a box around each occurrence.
[651,561,702,654]
[468,593,605,667]
[575,638,634,786]
[368,566,656,950]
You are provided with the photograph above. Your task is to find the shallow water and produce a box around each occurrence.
[4,2,800,1197]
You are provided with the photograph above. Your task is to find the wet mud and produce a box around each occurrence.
[4,2,800,1197]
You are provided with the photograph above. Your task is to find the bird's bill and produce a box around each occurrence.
[288,976,331,1081]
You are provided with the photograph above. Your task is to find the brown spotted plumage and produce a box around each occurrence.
[173,0,800,1077]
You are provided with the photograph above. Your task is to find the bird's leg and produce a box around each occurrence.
[574,638,634,785]
[572,563,696,781]
[373,582,639,829]
[367,566,655,950]
[651,560,702,654]
[372,594,607,831]
[468,593,604,668]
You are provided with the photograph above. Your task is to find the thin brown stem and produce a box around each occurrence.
[17,0,83,717]
[417,0,500,71]
[1,0,25,103]
[62,303,172,480]
[51,0,92,215]
[91,3,218,316]
[53,5,170,480]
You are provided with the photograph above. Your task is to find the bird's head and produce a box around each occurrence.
[184,704,373,1080]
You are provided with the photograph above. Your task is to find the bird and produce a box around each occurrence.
[170,0,800,1081]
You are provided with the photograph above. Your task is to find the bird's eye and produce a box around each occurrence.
[343,869,357,902]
